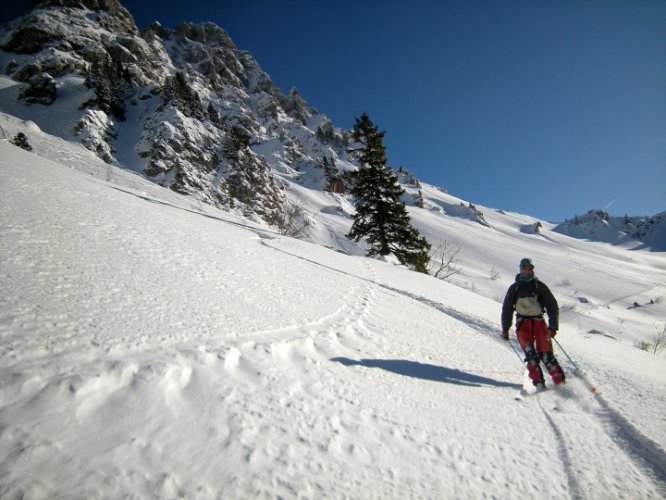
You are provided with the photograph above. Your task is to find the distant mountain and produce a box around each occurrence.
[553,209,666,251]
[0,0,663,252]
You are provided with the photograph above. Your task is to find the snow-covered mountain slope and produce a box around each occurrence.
[1,109,665,348]
[2,118,666,499]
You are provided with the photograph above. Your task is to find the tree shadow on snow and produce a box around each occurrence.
[331,357,521,389]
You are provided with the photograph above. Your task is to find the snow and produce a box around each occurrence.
[1,112,666,499]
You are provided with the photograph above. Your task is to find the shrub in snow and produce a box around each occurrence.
[18,72,56,105]
[11,132,33,151]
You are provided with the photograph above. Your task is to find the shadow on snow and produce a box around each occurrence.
[331,357,521,389]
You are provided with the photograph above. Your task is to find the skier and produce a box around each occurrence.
[501,258,565,389]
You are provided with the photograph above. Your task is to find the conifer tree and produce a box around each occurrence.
[162,72,205,119]
[85,55,129,120]
[346,113,431,273]
[222,125,251,162]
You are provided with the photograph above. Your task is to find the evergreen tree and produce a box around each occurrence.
[346,113,431,273]
[162,72,205,119]
[321,155,345,193]
[85,55,128,120]
[222,125,251,162]
[207,102,221,127]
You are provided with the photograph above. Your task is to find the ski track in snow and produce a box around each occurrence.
[540,408,583,500]
[262,237,666,498]
[511,376,666,499]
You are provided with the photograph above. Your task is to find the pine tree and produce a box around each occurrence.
[346,113,431,273]
[162,72,205,119]
[207,102,221,127]
[85,55,128,120]
[222,125,250,162]
[322,156,345,193]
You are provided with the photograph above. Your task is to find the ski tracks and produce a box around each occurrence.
[336,256,666,499]
[223,240,666,499]
[369,270,666,498]
[520,377,666,499]
[0,233,384,498]
[591,391,666,495]
[200,249,412,497]
[10,231,655,499]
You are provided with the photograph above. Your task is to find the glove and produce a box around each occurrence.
[549,329,557,338]
[501,331,509,341]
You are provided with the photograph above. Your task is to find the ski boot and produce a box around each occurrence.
[523,344,545,387]
[541,352,565,385]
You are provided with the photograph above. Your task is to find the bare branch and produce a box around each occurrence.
[430,240,461,279]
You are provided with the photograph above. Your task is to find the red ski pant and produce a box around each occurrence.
[516,318,552,353]
[516,318,564,385]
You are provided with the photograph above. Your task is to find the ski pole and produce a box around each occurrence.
[553,336,599,393]
[504,336,525,365]
[552,336,578,372]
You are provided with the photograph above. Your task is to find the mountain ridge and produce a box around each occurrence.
[0,0,664,253]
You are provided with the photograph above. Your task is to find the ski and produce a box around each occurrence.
[514,386,560,411]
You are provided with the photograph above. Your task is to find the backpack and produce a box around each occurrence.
[515,278,544,317]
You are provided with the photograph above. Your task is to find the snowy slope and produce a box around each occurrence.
[1,117,666,499]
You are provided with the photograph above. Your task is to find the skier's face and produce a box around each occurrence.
[520,265,534,276]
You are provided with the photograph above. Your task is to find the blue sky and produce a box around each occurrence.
[3,1,665,221]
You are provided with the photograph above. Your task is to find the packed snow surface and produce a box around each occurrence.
[1,119,666,499]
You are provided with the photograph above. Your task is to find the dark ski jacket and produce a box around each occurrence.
[501,277,559,332]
